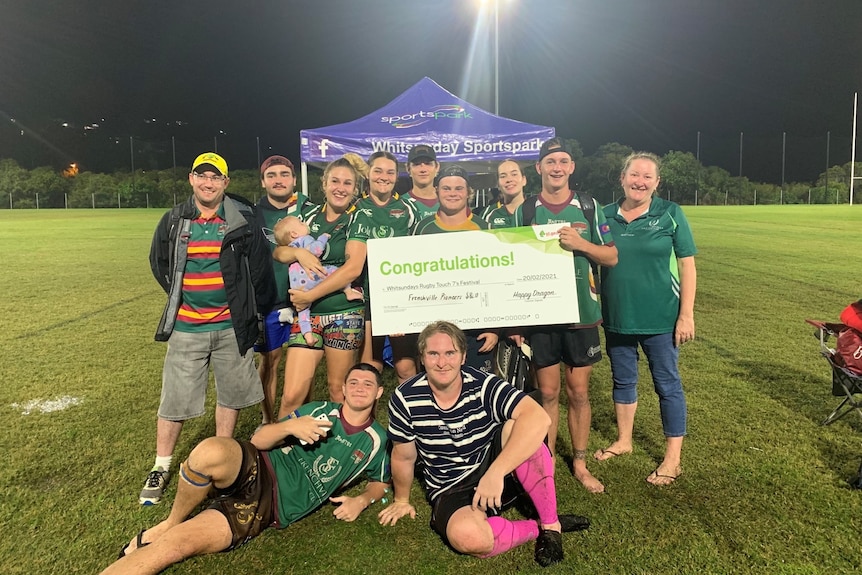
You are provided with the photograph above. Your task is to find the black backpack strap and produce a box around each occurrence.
[575,191,595,236]
[575,192,601,289]
[520,194,537,225]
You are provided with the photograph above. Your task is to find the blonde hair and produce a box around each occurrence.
[321,153,369,197]
[343,153,369,180]
[620,151,661,177]
[417,321,468,356]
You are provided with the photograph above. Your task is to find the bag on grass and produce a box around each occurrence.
[494,338,537,393]
[835,327,862,375]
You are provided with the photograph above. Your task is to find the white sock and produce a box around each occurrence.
[154,455,172,472]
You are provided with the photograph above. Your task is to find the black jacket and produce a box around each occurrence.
[149,194,276,355]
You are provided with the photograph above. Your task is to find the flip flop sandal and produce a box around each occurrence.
[647,467,682,485]
[118,529,149,559]
[595,448,630,461]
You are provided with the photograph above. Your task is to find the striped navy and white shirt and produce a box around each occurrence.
[387,365,526,501]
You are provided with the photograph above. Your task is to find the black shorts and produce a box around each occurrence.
[530,325,602,368]
[463,329,496,373]
[207,441,275,551]
[429,426,523,542]
[369,333,418,365]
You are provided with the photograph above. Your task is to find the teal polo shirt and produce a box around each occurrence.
[600,197,697,334]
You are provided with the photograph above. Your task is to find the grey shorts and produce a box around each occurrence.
[159,328,264,421]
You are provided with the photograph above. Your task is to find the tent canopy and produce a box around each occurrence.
[299,77,554,183]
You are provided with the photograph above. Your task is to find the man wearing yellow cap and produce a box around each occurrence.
[142,152,275,506]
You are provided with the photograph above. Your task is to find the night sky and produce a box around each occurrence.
[1,0,860,184]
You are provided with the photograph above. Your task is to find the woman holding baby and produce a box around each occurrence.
[274,154,368,414]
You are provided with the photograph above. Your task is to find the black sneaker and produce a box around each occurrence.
[559,514,590,532]
[535,529,564,567]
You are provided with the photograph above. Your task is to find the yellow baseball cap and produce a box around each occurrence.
[191,152,228,177]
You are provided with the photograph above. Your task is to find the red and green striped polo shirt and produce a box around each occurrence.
[175,206,232,333]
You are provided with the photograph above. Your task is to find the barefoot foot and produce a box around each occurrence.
[573,465,605,493]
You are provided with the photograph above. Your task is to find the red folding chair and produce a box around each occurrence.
[806,319,862,425]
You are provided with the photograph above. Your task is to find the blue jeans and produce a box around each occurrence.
[605,331,687,437]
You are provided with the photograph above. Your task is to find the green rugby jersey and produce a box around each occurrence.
[473,201,499,222]
[601,197,697,334]
[348,193,418,294]
[303,204,362,315]
[514,192,614,327]
[266,401,389,527]
[349,193,418,242]
[412,212,489,235]
[484,203,517,229]
[403,191,439,221]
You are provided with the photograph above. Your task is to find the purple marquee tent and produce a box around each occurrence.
[298,77,554,194]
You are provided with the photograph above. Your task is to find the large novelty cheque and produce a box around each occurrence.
[367,224,579,335]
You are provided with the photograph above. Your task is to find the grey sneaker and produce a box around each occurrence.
[139,467,170,505]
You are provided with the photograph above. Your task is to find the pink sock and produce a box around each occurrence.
[480,516,539,558]
[514,444,559,526]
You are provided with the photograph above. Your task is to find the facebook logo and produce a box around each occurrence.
[317,138,331,158]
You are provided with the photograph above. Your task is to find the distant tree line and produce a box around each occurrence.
[0,159,289,209]
[0,140,859,209]
[558,140,860,206]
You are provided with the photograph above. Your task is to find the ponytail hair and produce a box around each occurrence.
[321,153,369,197]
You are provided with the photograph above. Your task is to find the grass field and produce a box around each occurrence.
[1,205,861,575]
